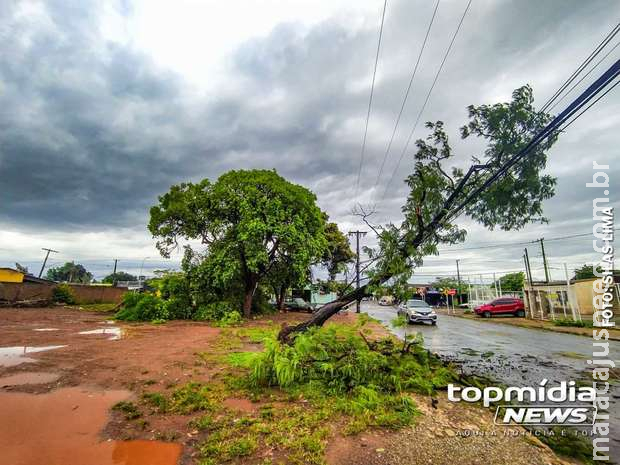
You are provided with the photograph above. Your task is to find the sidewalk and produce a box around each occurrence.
[435,307,620,341]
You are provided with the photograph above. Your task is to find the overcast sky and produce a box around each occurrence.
[0,0,618,282]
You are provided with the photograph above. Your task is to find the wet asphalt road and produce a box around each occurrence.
[361,301,620,457]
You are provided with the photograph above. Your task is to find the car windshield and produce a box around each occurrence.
[406,300,429,308]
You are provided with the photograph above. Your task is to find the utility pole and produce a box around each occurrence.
[455,259,461,303]
[524,248,533,285]
[112,259,118,286]
[348,230,367,313]
[38,248,59,278]
[537,238,550,282]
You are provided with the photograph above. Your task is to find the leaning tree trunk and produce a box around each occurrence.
[277,274,389,342]
[276,285,286,311]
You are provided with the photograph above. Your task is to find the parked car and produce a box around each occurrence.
[378,296,394,306]
[284,297,314,312]
[474,297,525,318]
[397,299,437,325]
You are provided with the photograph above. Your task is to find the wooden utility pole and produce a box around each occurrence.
[348,230,367,313]
[38,248,59,278]
[524,248,533,285]
[537,238,550,282]
[112,259,118,286]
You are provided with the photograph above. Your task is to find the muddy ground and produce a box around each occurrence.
[0,307,578,465]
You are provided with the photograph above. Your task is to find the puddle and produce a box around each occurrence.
[34,328,60,332]
[0,372,60,386]
[0,387,181,465]
[78,327,122,340]
[0,346,67,367]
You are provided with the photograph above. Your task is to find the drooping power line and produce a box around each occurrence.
[379,0,473,205]
[372,0,440,193]
[354,0,388,203]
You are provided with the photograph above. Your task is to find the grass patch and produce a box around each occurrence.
[552,318,593,328]
[79,303,118,312]
[112,401,142,420]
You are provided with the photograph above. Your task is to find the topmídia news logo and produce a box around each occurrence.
[447,380,597,426]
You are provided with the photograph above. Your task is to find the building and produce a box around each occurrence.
[523,276,620,320]
[0,267,25,283]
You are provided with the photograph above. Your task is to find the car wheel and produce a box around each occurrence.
[515,309,525,318]
[483,311,491,318]
[431,321,437,326]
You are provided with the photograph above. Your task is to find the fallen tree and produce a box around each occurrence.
[279,85,559,341]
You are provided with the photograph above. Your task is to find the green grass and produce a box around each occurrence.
[112,401,142,420]
[552,318,594,328]
[78,303,118,312]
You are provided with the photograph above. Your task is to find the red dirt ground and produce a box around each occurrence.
[0,307,575,465]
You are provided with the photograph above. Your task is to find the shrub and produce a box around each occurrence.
[250,324,455,395]
[52,284,76,304]
[552,318,593,328]
[218,310,243,327]
[193,301,233,321]
[115,292,169,321]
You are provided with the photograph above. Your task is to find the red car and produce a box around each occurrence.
[474,297,525,318]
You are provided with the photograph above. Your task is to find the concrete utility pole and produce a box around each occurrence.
[538,238,550,283]
[524,248,533,285]
[348,230,367,313]
[38,248,59,278]
[455,259,461,303]
[112,259,118,286]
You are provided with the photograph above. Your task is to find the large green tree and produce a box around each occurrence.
[495,272,525,292]
[149,169,328,317]
[280,85,558,340]
[46,262,93,283]
[102,271,137,284]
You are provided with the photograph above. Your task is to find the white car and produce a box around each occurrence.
[397,299,437,325]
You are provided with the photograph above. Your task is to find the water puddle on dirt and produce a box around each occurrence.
[0,387,181,465]
[0,345,67,367]
[34,328,60,331]
[0,372,60,386]
[78,327,122,340]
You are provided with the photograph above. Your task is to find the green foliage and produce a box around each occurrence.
[46,261,93,283]
[149,169,329,317]
[112,401,142,420]
[115,292,169,321]
[217,310,243,327]
[494,272,525,292]
[193,301,234,321]
[250,324,456,396]
[102,271,136,284]
[52,283,76,304]
[552,318,593,328]
[571,264,619,281]
[321,222,355,280]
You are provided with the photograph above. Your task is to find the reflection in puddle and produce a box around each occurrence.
[0,372,60,386]
[0,387,181,465]
[0,346,67,367]
[34,328,60,332]
[78,328,122,340]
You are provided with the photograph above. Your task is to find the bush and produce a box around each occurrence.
[250,323,456,396]
[193,301,233,321]
[217,310,243,327]
[115,292,169,321]
[552,318,593,328]
[52,284,76,304]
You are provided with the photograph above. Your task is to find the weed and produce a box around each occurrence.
[552,318,593,328]
[112,401,142,420]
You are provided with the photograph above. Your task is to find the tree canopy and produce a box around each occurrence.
[573,264,619,280]
[494,272,525,292]
[149,169,329,317]
[46,262,93,283]
[102,271,137,284]
[281,85,559,340]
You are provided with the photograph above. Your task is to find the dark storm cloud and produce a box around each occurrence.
[0,0,618,263]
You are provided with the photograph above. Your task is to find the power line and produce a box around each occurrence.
[372,0,440,192]
[379,0,473,204]
[354,0,388,202]
[546,39,620,113]
[540,22,620,112]
[559,78,620,131]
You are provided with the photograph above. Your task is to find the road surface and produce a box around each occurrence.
[362,301,619,457]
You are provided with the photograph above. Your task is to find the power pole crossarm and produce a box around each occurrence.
[348,230,367,313]
[38,248,59,278]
